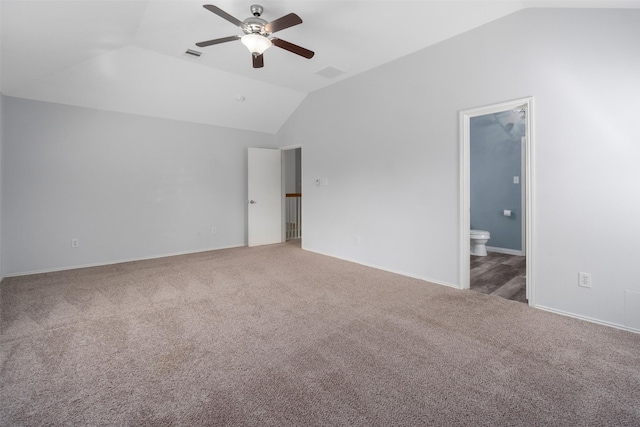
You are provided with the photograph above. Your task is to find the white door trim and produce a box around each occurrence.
[459,97,535,306]
[521,135,527,257]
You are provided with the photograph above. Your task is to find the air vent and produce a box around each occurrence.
[316,66,346,79]
[185,49,202,57]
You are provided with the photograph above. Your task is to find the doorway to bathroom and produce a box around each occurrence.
[459,97,534,305]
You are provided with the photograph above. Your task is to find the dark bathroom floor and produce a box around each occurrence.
[470,252,527,303]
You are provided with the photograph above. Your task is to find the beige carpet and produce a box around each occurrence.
[2,240,640,426]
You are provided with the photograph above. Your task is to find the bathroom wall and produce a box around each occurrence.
[470,111,525,252]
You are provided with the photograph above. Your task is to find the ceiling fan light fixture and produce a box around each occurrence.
[196,5,314,69]
[241,33,272,55]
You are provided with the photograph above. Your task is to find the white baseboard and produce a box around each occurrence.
[301,246,460,290]
[298,247,637,335]
[2,244,246,278]
[486,246,524,256]
[534,304,640,335]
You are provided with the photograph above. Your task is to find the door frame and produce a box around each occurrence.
[280,144,303,243]
[459,97,535,305]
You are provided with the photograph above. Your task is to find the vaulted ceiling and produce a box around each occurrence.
[2,0,638,133]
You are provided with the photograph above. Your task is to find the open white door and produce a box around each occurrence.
[248,148,282,247]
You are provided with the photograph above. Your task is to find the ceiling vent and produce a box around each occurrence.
[316,66,346,79]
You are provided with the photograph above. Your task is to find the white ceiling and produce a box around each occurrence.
[2,0,639,133]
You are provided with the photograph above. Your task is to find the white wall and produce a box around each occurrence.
[2,97,275,275]
[277,9,640,330]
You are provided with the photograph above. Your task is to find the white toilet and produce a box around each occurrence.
[470,230,491,256]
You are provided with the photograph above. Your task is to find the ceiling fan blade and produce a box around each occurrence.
[264,13,302,33]
[252,53,264,68]
[196,35,240,48]
[271,38,314,59]
[203,4,246,29]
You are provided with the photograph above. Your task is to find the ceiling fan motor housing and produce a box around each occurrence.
[243,16,269,35]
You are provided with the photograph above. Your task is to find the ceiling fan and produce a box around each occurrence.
[195,4,315,68]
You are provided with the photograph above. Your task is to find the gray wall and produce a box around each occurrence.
[470,111,524,251]
[295,148,301,193]
[2,97,275,274]
[276,9,640,330]
[284,148,301,194]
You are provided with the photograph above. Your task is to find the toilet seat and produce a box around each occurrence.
[470,230,490,239]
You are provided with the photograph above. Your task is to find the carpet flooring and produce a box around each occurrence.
[2,241,640,426]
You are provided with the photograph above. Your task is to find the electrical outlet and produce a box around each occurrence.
[212,227,217,234]
[355,235,361,245]
[71,238,79,248]
[579,272,592,288]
